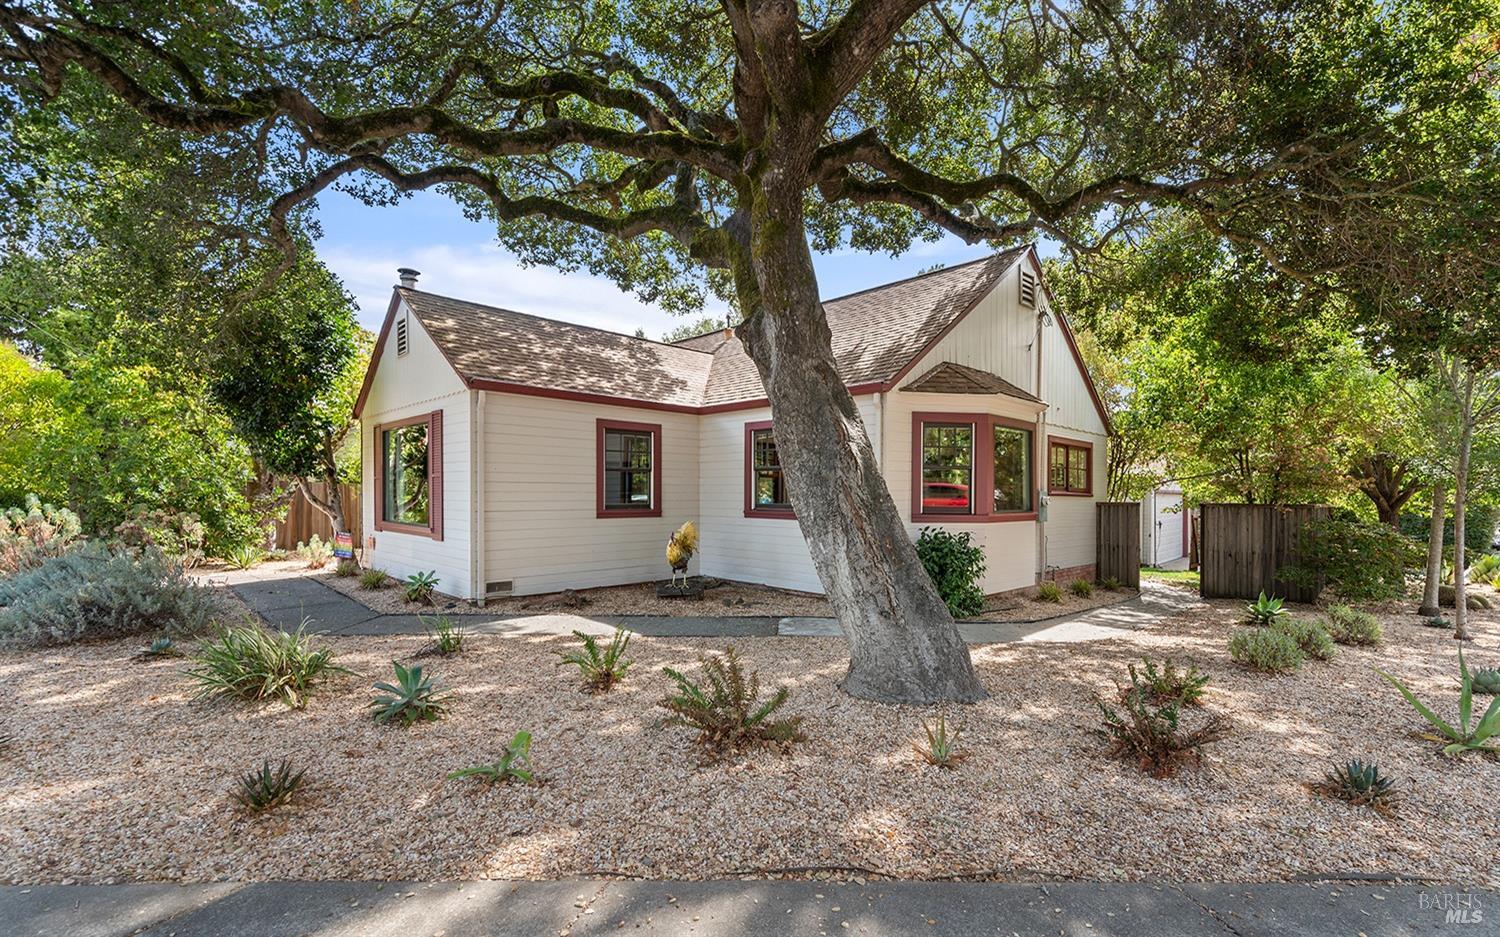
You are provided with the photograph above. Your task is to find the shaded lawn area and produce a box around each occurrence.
[1142,566,1201,590]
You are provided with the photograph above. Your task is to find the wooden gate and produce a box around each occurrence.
[1198,503,1328,602]
[1096,502,1141,588]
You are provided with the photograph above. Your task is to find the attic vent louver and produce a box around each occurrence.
[395,313,410,356]
[1019,268,1038,308]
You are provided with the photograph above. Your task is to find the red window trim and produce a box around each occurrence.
[1047,435,1094,497]
[743,420,796,519]
[373,410,444,541]
[910,412,1039,523]
[596,418,664,518]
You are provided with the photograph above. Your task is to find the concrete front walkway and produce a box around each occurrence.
[227,576,1203,644]
[0,880,1481,937]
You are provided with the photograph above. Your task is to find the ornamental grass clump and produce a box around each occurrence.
[661,647,804,756]
[359,567,391,590]
[1069,578,1094,598]
[187,620,348,709]
[1034,581,1062,603]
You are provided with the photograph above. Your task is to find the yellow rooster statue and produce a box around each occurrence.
[665,520,699,588]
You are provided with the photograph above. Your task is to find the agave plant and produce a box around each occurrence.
[1245,591,1288,626]
[1317,759,1399,810]
[447,731,536,785]
[140,635,178,658]
[233,758,306,813]
[404,570,439,604]
[1379,648,1500,754]
[371,661,450,725]
[556,628,632,691]
[1468,665,1500,696]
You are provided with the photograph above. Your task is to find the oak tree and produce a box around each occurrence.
[2,0,1485,699]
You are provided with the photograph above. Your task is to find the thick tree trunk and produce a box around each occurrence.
[1351,454,1418,527]
[734,160,986,704]
[1419,483,1445,617]
[295,475,348,540]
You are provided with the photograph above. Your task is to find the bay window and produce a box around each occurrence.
[912,413,1038,521]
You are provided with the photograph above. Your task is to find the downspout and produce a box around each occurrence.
[470,389,486,605]
[1034,300,1048,583]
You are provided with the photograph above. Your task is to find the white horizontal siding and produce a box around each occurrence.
[482,393,699,595]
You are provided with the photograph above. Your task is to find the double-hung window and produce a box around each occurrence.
[597,420,662,516]
[745,423,793,517]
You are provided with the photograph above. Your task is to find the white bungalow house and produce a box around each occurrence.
[353,246,1112,601]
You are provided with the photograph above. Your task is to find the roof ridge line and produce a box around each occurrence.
[818,246,1030,307]
[397,287,717,358]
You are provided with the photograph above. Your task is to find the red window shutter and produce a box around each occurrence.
[428,409,444,541]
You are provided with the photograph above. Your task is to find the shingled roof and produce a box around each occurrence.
[900,361,1043,403]
[361,247,1031,414]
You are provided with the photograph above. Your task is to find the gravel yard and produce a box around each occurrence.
[2,599,1496,886]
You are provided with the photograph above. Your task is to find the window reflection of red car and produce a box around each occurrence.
[922,482,970,509]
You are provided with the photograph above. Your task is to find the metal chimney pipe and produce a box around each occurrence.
[397,267,420,288]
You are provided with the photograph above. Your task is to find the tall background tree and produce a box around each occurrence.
[2,0,1489,699]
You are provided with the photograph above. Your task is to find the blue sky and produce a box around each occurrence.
[312,189,1002,338]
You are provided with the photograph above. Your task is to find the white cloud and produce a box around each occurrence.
[318,242,729,339]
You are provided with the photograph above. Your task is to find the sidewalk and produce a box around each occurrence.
[1,879,1481,937]
[228,576,1202,644]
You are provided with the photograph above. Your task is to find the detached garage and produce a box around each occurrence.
[1141,487,1187,567]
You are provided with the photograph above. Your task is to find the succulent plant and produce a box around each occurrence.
[1245,591,1288,626]
[1423,615,1449,629]
[1318,759,1399,810]
[371,661,450,725]
[1469,666,1500,696]
[141,635,178,657]
[233,758,306,813]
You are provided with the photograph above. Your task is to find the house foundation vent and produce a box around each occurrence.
[486,580,513,596]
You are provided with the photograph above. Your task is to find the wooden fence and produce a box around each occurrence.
[1198,503,1329,602]
[271,482,361,551]
[1096,502,1141,588]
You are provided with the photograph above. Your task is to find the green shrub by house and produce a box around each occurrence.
[0,543,219,648]
[914,528,986,618]
[1279,516,1418,601]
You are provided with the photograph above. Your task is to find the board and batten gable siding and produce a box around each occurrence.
[907,259,1039,393]
[481,392,700,596]
[1036,281,1107,574]
[360,298,474,598]
[694,399,880,594]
